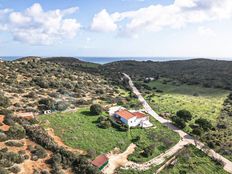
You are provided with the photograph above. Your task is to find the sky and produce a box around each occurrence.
[0,0,232,58]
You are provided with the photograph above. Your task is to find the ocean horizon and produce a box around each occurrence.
[0,56,231,64]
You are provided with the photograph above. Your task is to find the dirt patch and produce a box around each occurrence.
[0,115,10,131]
[46,128,86,155]
[102,143,136,174]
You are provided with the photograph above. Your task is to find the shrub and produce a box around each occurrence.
[3,115,14,126]
[142,144,155,157]
[171,116,186,129]
[5,141,24,147]
[0,95,11,108]
[38,98,55,111]
[90,104,102,115]
[98,120,111,129]
[0,133,8,142]
[191,127,202,136]
[195,118,212,131]
[55,101,68,111]
[6,123,26,140]
[176,109,192,122]
[0,167,9,174]
[86,149,96,159]
[9,166,21,173]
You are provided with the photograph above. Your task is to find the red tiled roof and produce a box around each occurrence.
[92,155,108,168]
[132,112,147,118]
[115,110,135,120]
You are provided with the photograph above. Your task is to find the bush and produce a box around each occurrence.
[171,116,186,129]
[55,101,68,111]
[176,109,192,122]
[0,95,11,108]
[9,166,21,173]
[3,115,14,126]
[38,98,55,111]
[191,127,202,136]
[90,104,102,115]
[0,133,8,142]
[0,167,9,174]
[5,141,24,147]
[86,149,96,159]
[142,144,155,157]
[6,123,26,140]
[98,120,111,129]
[195,118,212,131]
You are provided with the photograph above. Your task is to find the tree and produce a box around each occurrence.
[195,118,212,131]
[191,127,202,136]
[176,110,192,122]
[90,104,102,115]
[171,116,186,129]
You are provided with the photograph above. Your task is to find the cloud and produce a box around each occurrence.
[198,26,216,37]
[91,9,117,32]
[0,3,81,45]
[91,0,232,35]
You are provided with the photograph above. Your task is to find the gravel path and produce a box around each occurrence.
[123,73,232,173]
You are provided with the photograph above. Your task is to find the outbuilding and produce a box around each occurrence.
[91,154,109,171]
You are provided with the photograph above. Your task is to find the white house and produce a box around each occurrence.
[113,109,153,128]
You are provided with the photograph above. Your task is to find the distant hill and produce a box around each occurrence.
[102,59,232,90]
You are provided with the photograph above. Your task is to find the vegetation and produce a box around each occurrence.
[203,93,232,161]
[160,145,228,174]
[39,108,179,159]
[90,104,102,115]
[142,79,229,125]
[0,57,121,113]
[102,59,232,90]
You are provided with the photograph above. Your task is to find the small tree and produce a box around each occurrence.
[90,104,102,115]
[195,118,212,131]
[176,110,192,122]
[171,116,186,129]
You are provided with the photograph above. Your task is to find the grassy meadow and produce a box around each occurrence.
[144,80,229,124]
[39,107,179,159]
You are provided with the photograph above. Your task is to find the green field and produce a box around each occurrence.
[145,80,229,124]
[160,145,228,174]
[39,107,179,159]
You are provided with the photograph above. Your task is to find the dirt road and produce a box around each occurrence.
[123,73,232,173]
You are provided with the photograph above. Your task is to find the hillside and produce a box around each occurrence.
[0,57,121,114]
[102,59,232,90]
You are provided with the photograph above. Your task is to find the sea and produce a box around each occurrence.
[0,56,231,64]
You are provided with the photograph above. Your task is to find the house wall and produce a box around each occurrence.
[127,117,140,127]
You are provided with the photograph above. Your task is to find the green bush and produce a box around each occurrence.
[176,109,192,122]
[6,123,26,140]
[142,144,155,157]
[90,104,102,115]
[195,118,212,131]
[171,116,186,129]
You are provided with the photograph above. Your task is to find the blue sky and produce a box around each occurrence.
[0,0,232,58]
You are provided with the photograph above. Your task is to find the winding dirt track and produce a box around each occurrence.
[123,73,232,173]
